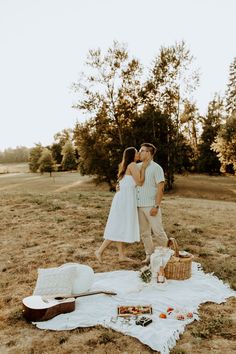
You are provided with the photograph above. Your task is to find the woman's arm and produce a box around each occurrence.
[128,161,148,186]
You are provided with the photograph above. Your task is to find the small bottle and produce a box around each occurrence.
[150,250,159,284]
[157,259,165,283]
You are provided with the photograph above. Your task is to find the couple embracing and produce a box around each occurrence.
[95,143,168,264]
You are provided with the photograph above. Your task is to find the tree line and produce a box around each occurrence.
[0,146,29,163]
[1,41,235,187]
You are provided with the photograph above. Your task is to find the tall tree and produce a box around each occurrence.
[144,41,199,129]
[179,100,201,171]
[29,144,43,172]
[38,148,56,176]
[180,100,201,152]
[72,41,143,147]
[50,142,63,165]
[61,141,77,171]
[132,108,177,190]
[198,94,224,174]
[53,128,76,169]
[212,112,236,174]
[225,57,236,116]
[54,128,74,146]
[142,42,199,183]
[73,107,123,189]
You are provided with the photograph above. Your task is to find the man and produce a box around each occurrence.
[137,143,168,264]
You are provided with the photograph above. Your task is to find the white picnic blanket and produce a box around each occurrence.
[33,262,236,354]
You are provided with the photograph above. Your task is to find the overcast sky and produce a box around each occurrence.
[0,0,235,151]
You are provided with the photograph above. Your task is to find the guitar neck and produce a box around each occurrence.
[54,290,116,300]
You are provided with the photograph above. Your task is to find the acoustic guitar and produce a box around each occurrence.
[22,290,117,322]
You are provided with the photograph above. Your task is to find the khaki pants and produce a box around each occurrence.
[138,207,168,256]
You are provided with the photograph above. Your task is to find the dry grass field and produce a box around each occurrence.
[0,165,235,354]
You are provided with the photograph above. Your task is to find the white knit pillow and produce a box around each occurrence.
[59,263,95,294]
[33,266,76,296]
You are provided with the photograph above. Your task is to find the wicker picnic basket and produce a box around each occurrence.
[164,238,193,280]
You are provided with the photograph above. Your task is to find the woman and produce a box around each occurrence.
[95,147,149,263]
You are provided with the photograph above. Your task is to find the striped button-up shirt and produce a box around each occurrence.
[136,160,165,207]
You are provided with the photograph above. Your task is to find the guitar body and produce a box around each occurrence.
[22,296,75,321]
[22,290,116,322]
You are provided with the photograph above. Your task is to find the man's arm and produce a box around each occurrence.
[150,181,165,216]
[155,181,164,206]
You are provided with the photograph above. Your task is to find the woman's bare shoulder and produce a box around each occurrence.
[128,162,137,169]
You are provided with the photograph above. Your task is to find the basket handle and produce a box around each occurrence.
[167,237,179,257]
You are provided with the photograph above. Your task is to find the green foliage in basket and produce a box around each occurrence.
[139,266,152,283]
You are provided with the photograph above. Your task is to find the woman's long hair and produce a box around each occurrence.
[117,147,136,181]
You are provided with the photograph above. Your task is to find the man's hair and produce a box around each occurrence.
[141,143,157,156]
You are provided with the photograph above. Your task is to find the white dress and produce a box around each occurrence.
[104,175,140,243]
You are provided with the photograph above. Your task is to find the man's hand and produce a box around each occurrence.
[142,159,151,169]
[150,207,158,216]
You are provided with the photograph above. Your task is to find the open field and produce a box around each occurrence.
[0,163,29,174]
[0,168,235,354]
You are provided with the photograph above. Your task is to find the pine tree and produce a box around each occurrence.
[38,148,56,176]
[212,112,236,174]
[61,141,77,171]
[198,95,223,174]
[29,143,43,172]
[225,57,236,116]
[51,143,63,165]
[180,101,200,148]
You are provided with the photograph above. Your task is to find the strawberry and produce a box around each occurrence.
[167,307,174,313]
[159,313,167,319]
